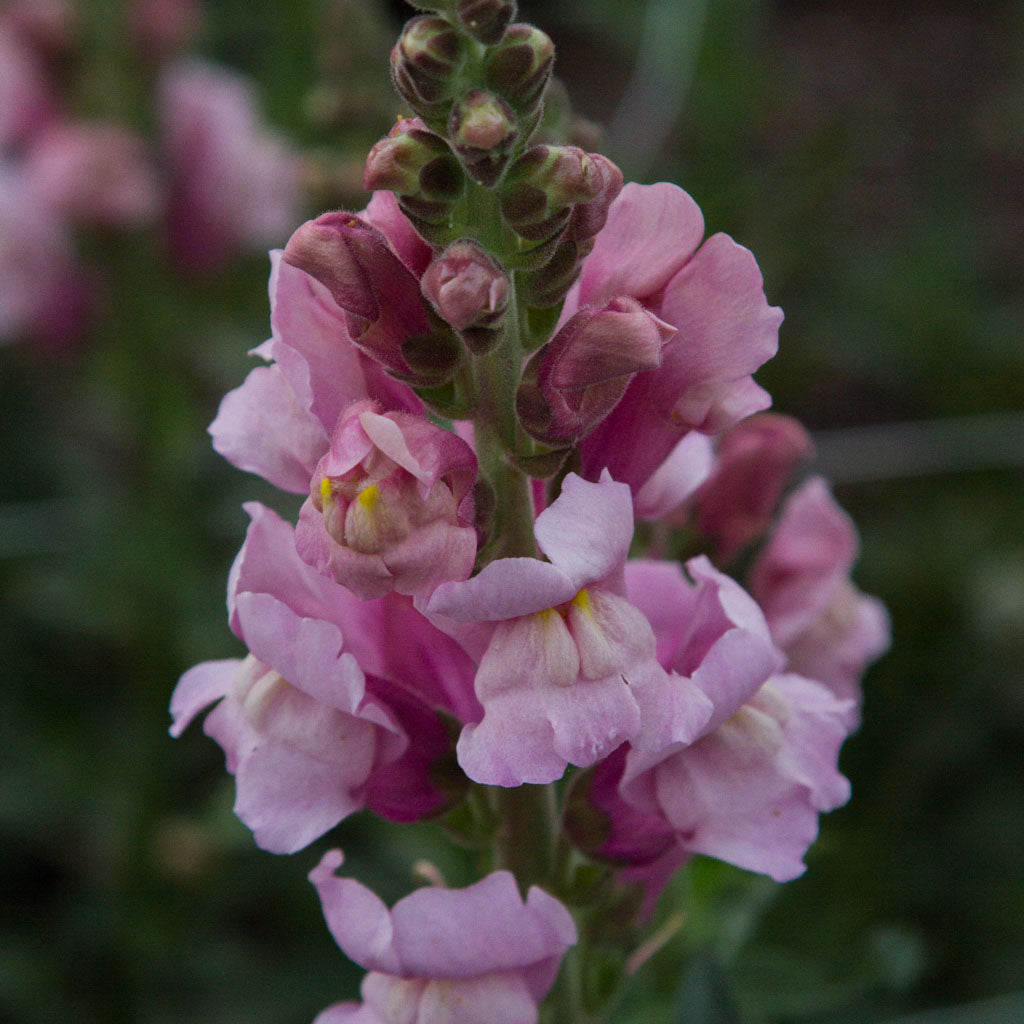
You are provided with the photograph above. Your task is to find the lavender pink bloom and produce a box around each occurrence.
[618,672,854,883]
[563,552,856,887]
[24,122,160,228]
[0,161,86,346]
[170,503,480,853]
[571,554,855,884]
[749,476,890,717]
[310,849,576,1024]
[690,413,814,560]
[209,217,422,494]
[426,473,713,786]
[0,22,57,148]
[161,59,300,272]
[295,399,477,600]
[554,182,782,496]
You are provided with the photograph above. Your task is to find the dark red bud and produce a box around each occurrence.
[456,0,517,45]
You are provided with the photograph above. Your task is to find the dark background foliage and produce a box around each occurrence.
[2,0,1022,1021]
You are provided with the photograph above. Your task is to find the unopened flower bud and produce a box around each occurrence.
[421,240,510,332]
[363,117,463,201]
[449,89,518,187]
[485,23,554,112]
[500,145,601,241]
[517,297,675,445]
[390,15,465,120]
[283,212,433,379]
[565,152,623,245]
[456,0,517,45]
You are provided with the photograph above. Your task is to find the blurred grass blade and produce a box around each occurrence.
[673,951,745,1024]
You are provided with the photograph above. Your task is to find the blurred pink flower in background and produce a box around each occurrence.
[24,122,160,228]
[161,58,301,272]
[0,162,87,347]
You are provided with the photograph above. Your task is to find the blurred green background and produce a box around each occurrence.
[2,0,1022,1021]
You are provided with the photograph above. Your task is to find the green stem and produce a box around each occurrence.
[490,783,558,892]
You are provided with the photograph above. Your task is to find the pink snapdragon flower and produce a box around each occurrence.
[749,476,890,718]
[561,554,855,890]
[637,413,813,553]
[0,22,57,148]
[612,672,854,883]
[170,503,480,853]
[209,204,423,493]
[0,161,86,346]
[161,59,300,272]
[690,413,814,560]
[310,849,577,1024]
[425,473,713,786]
[571,556,853,884]
[295,399,477,600]
[25,122,160,228]
[556,182,782,496]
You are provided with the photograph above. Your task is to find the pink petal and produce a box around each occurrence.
[209,363,327,492]
[426,559,576,623]
[534,472,634,587]
[575,182,705,308]
[169,658,238,736]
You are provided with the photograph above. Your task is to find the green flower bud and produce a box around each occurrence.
[363,117,464,202]
[390,15,465,121]
[500,145,601,241]
[485,23,554,111]
[456,0,517,45]
[449,89,519,187]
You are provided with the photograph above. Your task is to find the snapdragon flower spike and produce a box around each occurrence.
[561,182,783,497]
[210,197,423,494]
[295,399,478,600]
[283,210,453,384]
[749,476,890,719]
[516,296,675,446]
[425,473,713,786]
[420,238,510,333]
[310,849,576,1024]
